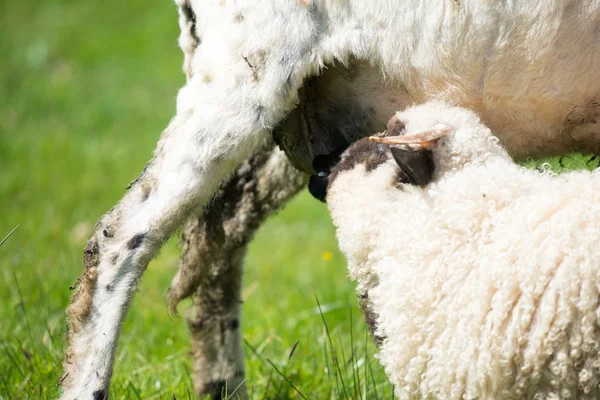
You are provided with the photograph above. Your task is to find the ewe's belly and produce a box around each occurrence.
[389,0,600,158]
[351,80,600,160]
[276,61,600,173]
[453,93,600,160]
[415,67,600,159]
[399,61,600,158]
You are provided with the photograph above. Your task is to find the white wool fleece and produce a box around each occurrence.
[327,102,600,400]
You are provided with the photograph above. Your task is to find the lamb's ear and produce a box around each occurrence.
[390,148,434,187]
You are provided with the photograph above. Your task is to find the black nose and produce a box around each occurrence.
[308,173,329,202]
[312,145,347,172]
[308,146,348,203]
[312,154,331,173]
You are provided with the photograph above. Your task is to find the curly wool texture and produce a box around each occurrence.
[327,102,600,400]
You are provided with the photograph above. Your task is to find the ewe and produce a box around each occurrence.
[63,0,600,397]
[326,102,600,400]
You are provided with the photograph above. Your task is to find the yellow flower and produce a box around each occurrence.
[321,251,333,262]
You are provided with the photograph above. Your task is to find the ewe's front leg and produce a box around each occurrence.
[62,112,261,399]
[61,18,319,399]
[168,143,306,398]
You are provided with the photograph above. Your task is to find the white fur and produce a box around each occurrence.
[327,102,600,399]
[62,0,600,397]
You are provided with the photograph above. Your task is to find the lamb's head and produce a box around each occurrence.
[308,117,432,203]
[382,102,511,173]
[309,101,510,202]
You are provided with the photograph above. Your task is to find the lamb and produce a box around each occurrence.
[62,0,600,397]
[325,101,600,400]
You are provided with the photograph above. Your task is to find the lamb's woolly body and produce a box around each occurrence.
[328,103,600,399]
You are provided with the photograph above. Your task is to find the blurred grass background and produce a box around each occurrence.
[0,1,391,398]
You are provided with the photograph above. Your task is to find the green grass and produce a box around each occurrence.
[0,1,390,398]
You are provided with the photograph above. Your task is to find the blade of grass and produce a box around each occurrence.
[322,329,331,381]
[128,381,143,400]
[261,369,275,400]
[363,328,369,400]
[276,370,285,398]
[12,270,34,351]
[226,378,246,400]
[253,336,275,400]
[266,358,308,400]
[321,327,335,399]
[349,308,360,399]
[0,224,19,248]
[0,355,13,395]
[276,339,301,398]
[1,338,25,378]
[243,337,267,365]
[288,340,300,361]
[321,312,339,397]
[337,331,351,397]
[366,356,379,399]
[209,367,227,399]
[43,324,60,367]
[14,336,34,375]
[315,294,349,400]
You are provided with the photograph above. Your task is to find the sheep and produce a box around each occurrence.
[62,0,600,398]
[325,101,600,400]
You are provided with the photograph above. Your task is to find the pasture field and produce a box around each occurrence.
[0,0,391,398]
[1,1,596,399]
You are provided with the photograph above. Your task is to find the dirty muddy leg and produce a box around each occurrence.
[167,143,306,398]
[61,48,317,400]
[61,109,268,399]
[61,110,298,399]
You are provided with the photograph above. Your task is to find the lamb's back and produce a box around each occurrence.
[367,164,600,399]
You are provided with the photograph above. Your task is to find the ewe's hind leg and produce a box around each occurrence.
[168,141,306,398]
[61,8,321,398]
